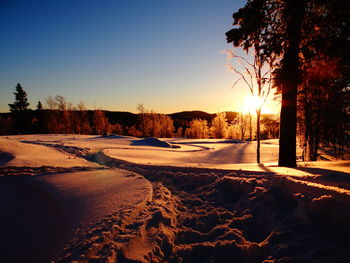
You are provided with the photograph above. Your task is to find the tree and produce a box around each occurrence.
[75,101,91,134]
[34,100,47,133]
[224,49,272,163]
[176,127,183,138]
[44,95,75,134]
[0,115,12,135]
[261,114,279,139]
[296,0,350,160]
[45,95,57,110]
[36,100,43,111]
[55,95,67,111]
[237,113,249,140]
[210,112,228,139]
[185,119,209,139]
[93,110,110,135]
[226,0,306,167]
[136,104,175,138]
[8,83,30,133]
[227,0,350,165]
[137,103,148,137]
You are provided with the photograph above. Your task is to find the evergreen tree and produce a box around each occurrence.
[35,100,46,133]
[8,83,30,133]
[36,100,43,111]
[9,83,30,112]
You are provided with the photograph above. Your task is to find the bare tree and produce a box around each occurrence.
[237,113,249,141]
[224,49,273,163]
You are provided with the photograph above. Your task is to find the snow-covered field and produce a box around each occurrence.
[1,134,280,168]
[1,134,350,262]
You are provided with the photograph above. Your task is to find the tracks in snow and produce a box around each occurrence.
[57,149,350,263]
[17,142,350,262]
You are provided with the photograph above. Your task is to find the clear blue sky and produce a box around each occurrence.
[0,0,260,114]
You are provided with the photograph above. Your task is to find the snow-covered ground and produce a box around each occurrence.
[1,134,280,167]
[0,169,151,263]
[1,134,350,262]
[0,136,97,167]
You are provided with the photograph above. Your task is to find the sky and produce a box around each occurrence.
[0,0,280,114]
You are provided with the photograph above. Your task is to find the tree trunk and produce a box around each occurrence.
[278,0,304,167]
[256,108,261,163]
[249,113,252,141]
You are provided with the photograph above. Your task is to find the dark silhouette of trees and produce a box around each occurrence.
[36,100,43,111]
[75,101,92,134]
[0,114,12,135]
[34,100,47,133]
[8,83,30,134]
[297,0,350,160]
[93,110,110,135]
[261,114,279,139]
[226,0,305,167]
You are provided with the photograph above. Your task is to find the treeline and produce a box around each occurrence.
[2,84,279,139]
[184,112,279,140]
[3,89,120,136]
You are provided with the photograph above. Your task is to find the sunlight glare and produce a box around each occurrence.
[241,95,264,114]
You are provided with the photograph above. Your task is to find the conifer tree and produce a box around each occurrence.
[8,83,30,133]
[9,83,30,112]
[35,100,46,133]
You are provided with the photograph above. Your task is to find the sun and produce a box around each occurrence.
[240,95,281,114]
[241,95,264,114]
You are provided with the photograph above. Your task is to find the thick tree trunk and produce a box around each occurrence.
[279,80,298,166]
[278,0,304,167]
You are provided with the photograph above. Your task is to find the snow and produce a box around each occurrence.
[1,134,350,262]
[0,169,152,263]
[0,137,97,168]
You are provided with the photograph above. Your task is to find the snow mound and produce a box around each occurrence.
[131,137,180,148]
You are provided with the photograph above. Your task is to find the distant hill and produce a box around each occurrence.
[105,110,220,129]
[104,111,138,127]
[169,111,216,129]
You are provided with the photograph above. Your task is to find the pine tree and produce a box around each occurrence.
[9,83,30,112]
[8,83,30,133]
[36,100,43,111]
[35,100,46,133]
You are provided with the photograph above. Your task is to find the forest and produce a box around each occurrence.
[226,0,350,165]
